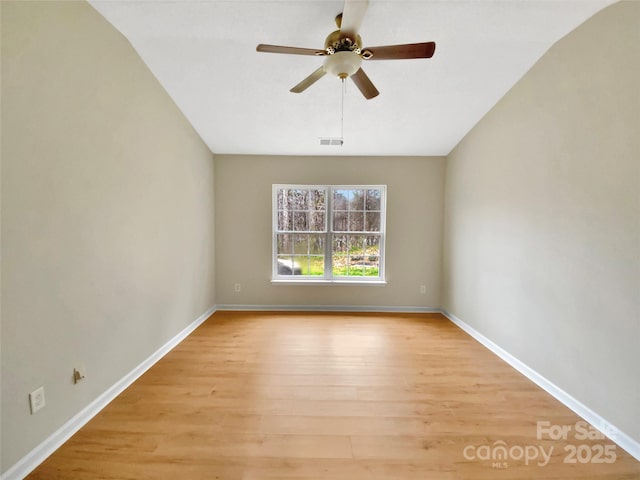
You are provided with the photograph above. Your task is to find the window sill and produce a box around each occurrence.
[271,279,387,286]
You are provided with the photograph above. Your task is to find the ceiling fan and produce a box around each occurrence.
[256,0,436,100]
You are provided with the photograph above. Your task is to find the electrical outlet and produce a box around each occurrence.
[234,283,241,293]
[420,285,427,295]
[29,386,45,414]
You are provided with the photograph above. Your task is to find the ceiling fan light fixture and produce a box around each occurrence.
[323,51,362,78]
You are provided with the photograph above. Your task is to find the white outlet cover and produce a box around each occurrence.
[29,386,45,414]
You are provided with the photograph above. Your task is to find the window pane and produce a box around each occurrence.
[293,235,308,254]
[349,212,364,232]
[309,212,325,231]
[277,189,287,209]
[293,211,309,231]
[364,236,380,256]
[309,235,324,254]
[332,231,349,276]
[364,255,380,276]
[277,256,301,275]
[309,189,326,211]
[350,190,364,210]
[365,212,380,232]
[277,234,293,254]
[309,256,324,276]
[333,211,348,232]
[295,256,309,275]
[286,189,295,210]
[366,189,381,210]
[349,235,365,256]
[290,189,308,210]
[333,190,348,211]
[333,234,348,254]
[349,235,365,276]
[349,266,365,276]
[277,211,293,231]
[332,255,348,276]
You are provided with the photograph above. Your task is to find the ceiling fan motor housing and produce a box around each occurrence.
[323,30,363,77]
[324,30,362,54]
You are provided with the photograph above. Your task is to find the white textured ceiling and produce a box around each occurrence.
[89,0,614,156]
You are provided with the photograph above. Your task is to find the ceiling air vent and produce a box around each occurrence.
[319,137,343,146]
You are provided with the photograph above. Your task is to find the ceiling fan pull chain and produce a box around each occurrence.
[340,77,345,144]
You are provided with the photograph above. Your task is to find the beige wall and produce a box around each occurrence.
[215,155,445,309]
[1,0,215,472]
[443,0,639,443]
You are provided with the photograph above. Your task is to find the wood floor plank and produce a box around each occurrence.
[259,414,431,436]
[27,311,639,479]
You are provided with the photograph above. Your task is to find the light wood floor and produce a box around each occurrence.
[29,311,639,479]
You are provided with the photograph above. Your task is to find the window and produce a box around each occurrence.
[273,185,386,283]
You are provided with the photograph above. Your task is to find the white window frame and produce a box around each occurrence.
[272,184,387,285]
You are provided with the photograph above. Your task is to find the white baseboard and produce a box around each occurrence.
[441,309,640,462]
[1,305,217,480]
[216,304,441,313]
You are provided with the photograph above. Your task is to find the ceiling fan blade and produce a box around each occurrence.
[350,68,379,100]
[364,42,436,60]
[257,44,324,56]
[290,67,327,93]
[340,0,369,39]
